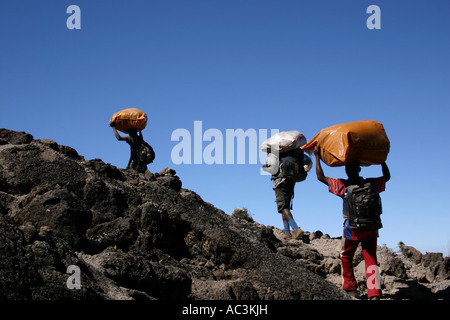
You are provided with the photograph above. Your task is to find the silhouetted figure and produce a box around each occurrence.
[112,126,148,173]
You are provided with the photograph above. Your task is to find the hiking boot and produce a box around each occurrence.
[281,233,292,240]
[291,228,304,240]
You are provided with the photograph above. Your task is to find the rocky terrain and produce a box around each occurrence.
[274,230,449,300]
[0,128,448,300]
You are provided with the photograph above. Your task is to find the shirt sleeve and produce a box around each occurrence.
[371,177,386,193]
[328,178,346,197]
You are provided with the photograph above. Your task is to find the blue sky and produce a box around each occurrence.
[1,0,449,255]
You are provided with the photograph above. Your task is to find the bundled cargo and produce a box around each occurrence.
[259,130,307,153]
[109,108,148,134]
[301,120,390,167]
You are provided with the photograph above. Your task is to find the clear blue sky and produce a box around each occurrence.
[1,0,449,255]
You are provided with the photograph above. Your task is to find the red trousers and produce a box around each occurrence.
[341,237,382,298]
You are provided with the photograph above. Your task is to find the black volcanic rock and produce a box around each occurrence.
[0,128,349,300]
[1,128,449,301]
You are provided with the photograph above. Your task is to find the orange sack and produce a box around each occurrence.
[301,120,390,167]
[109,108,148,134]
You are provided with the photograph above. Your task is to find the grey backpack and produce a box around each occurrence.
[279,149,308,182]
[343,182,383,231]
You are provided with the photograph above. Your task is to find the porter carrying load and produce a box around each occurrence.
[261,130,311,240]
[109,108,153,173]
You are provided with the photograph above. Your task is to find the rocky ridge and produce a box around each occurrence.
[0,128,448,300]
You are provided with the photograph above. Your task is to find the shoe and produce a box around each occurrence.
[281,233,292,240]
[370,296,381,300]
[345,290,359,299]
[291,228,304,240]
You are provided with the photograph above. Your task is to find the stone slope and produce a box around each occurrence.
[0,128,348,300]
[2,128,447,300]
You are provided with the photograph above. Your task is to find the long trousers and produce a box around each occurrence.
[341,237,382,298]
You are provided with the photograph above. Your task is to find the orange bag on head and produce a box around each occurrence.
[301,120,390,167]
[109,108,148,134]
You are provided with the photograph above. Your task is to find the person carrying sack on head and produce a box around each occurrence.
[261,131,312,241]
[109,108,155,174]
[313,146,390,300]
[263,149,312,240]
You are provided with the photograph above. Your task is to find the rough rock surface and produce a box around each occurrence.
[0,129,348,300]
[274,229,449,300]
[1,128,448,300]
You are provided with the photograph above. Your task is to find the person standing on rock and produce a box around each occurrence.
[263,148,310,240]
[112,126,149,174]
[314,146,390,300]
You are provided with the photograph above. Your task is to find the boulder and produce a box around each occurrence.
[399,242,423,264]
